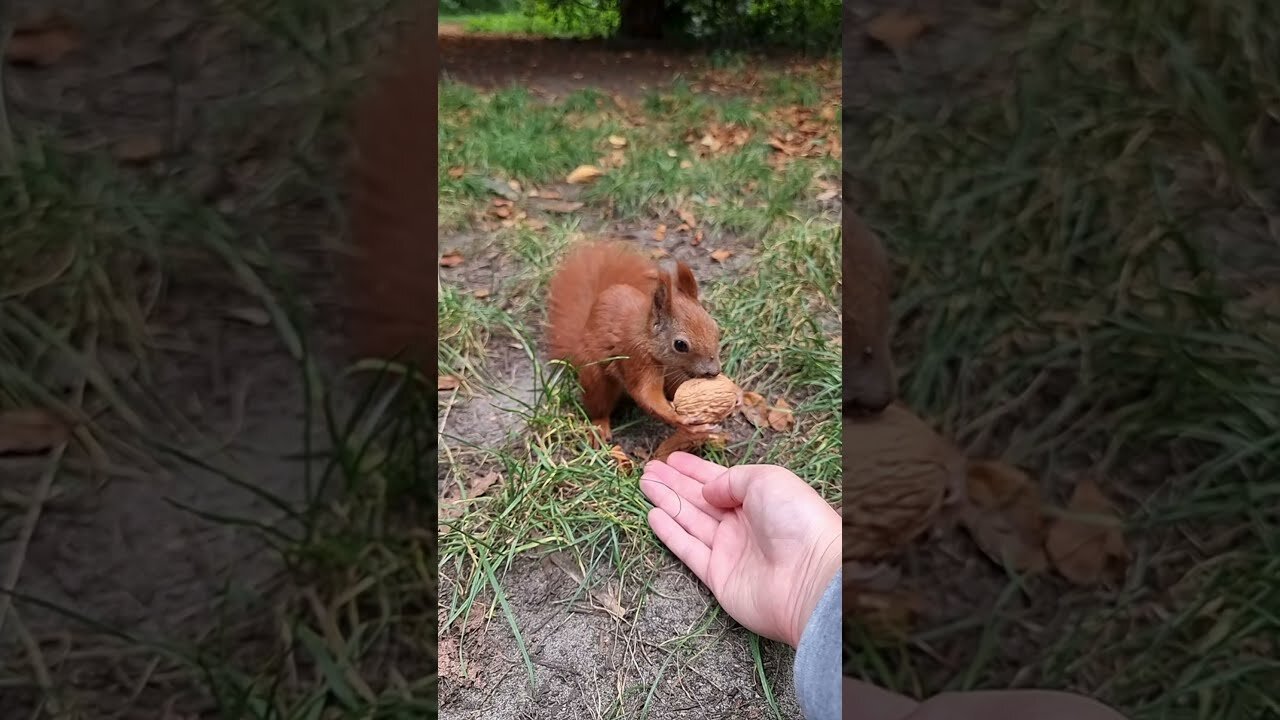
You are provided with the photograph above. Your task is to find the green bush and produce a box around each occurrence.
[517,0,619,38]
[517,0,840,50]
[676,0,840,51]
[441,0,519,15]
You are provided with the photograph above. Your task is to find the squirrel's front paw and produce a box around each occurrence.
[675,412,720,436]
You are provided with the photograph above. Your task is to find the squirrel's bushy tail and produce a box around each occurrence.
[344,12,434,375]
[546,241,655,364]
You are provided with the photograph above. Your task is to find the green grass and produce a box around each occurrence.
[437,61,841,715]
[439,73,836,237]
[0,133,225,477]
[842,0,1280,716]
[439,11,575,37]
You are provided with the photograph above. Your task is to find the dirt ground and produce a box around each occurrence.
[440,24,817,99]
[441,558,799,720]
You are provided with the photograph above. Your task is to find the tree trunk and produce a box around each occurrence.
[617,0,666,40]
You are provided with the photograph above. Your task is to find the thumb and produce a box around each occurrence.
[701,464,774,509]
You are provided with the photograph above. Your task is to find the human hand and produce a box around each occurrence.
[640,452,840,647]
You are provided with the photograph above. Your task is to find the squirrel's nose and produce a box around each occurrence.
[701,362,721,378]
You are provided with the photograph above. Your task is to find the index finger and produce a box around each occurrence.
[664,454,780,509]
[662,452,730,484]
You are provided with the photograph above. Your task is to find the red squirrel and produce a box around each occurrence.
[547,241,723,444]
[843,202,897,415]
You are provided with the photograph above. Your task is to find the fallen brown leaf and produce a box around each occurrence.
[607,135,628,148]
[437,636,464,680]
[566,165,604,184]
[767,397,795,432]
[438,469,500,535]
[585,581,631,621]
[961,460,1049,573]
[0,408,70,455]
[677,208,698,228]
[650,248,670,259]
[654,224,668,241]
[5,14,82,67]
[473,288,491,299]
[436,633,486,687]
[710,248,733,263]
[767,137,796,156]
[439,251,464,268]
[438,500,465,527]
[438,375,461,391]
[448,166,465,178]
[1045,478,1129,585]
[469,471,500,498]
[845,588,923,638]
[609,445,633,471]
[113,134,166,164]
[536,199,584,214]
[866,9,929,52]
[739,391,770,429]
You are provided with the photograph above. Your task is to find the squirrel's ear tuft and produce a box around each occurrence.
[651,269,674,321]
[673,261,699,299]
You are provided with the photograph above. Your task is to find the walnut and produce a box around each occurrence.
[655,374,740,461]
[842,404,966,561]
[672,374,740,422]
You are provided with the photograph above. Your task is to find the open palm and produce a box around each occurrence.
[641,452,841,647]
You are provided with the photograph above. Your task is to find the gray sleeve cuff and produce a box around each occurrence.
[793,569,841,720]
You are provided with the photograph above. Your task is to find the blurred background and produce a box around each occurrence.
[843,2,1280,718]
[1,1,436,717]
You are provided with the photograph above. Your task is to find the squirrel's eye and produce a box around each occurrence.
[674,339,689,353]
